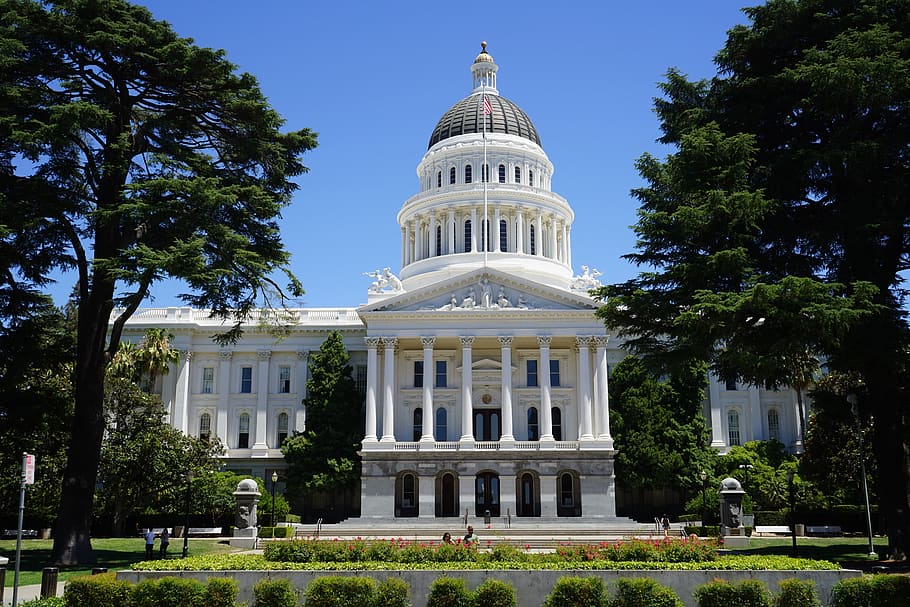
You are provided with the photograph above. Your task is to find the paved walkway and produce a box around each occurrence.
[2,582,65,606]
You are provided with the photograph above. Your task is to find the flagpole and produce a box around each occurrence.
[482,83,489,268]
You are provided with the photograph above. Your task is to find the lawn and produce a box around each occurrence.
[737,536,888,565]
[0,537,240,587]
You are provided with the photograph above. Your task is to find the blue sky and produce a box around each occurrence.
[54,1,759,309]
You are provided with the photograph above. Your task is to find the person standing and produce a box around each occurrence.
[661,514,671,537]
[159,527,170,558]
[144,528,156,559]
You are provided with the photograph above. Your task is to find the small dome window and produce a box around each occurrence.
[514,166,521,183]
[498,164,506,183]
[465,164,473,184]
[449,167,456,184]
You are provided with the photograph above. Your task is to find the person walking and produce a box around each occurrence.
[159,527,170,558]
[144,528,156,559]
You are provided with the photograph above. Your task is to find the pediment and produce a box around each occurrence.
[357,268,597,315]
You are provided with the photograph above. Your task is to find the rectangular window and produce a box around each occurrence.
[355,364,368,397]
[435,360,447,388]
[238,414,250,448]
[240,367,253,393]
[201,367,214,394]
[725,378,737,391]
[550,360,561,387]
[728,410,741,446]
[414,361,424,388]
[199,413,211,441]
[278,366,291,393]
[527,360,538,387]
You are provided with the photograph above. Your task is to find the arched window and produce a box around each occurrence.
[435,408,447,442]
[398,472,417,516]
[437,170,442,188]
[449,167,456,184]
[514,166,521,183]
[498,164,506,183]
[530,224,537,255]
[464,220,472,252]
[435,225,442,256]
[199,412,211,441]
[413,407,423,441]
[768,409,781,442]
[464,164,473,184]
[238,412,250,449]
[527,407,539,441]
[560,473,574,506]
[557,472,581,517]
[499,219,508,251]
[552,407,562,441]
[276,411,289,447]
[728,409,741,446]
[529,169,534,186]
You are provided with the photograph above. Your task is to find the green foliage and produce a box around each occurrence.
[425,577,472,607]
[774,578,819,607]
[254,577,298,607]
[132,576,206,607]
[204,578,239,607]
[472,579,516,607]
[20,598,66,607]
[831,574,910,607]
[303,576,376,607]
[611,577,683,607]
[693,579,771,607]
[373,578,411,607]
[63,573,133,607]
[542,577,609,607]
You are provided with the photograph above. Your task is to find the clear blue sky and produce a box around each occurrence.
[55,1,760,309]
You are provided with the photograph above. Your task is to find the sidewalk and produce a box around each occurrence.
[2,582,65,606]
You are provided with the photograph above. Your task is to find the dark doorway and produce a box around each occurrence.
[475,472,500,516]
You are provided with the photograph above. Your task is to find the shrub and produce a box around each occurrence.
[274,526,291,539]
[611,578,682,607]
[473,579,516,607]
[254,578,298,607]
[485,543,528,563]
[425,577,472,607]
[64,573,133,607]
[694,579,771,607]
[373,577,410,607]
[132,576,206,607]
[836,575,910,607]
[205,577,239,607]
[20,598,65,607]
[542,576,609,607]
[775,578,819,607]
[303,576,376,607]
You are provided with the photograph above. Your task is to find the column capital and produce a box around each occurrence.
[179,350,193,361]
[593,335,610,348]
[460,336,475,347]
[420,336,437,349]
[537,335,552,348]
[365,337,382,349]
[381,337,398,349]
[498,336,513,347]
[257,349,272,360]
[297,349,310,360]
[218,350,233,360]
[575,335,593,348]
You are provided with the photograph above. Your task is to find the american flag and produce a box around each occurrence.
[482,96,493,115]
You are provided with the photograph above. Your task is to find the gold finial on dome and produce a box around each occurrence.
[474,42,494,64]
[481,41,487,52]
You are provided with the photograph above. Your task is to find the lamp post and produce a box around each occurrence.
[738,464,753,491]
[182,470,193,559]
[787,468,797,558]
[699,470,708,536]
[848,393,878,559]
[271,471,278,528]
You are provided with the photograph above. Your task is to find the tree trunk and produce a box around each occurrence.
[871,386,910,561]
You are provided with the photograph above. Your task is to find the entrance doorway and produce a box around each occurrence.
[437,472,459,517]
[474,410,501,441]
[517,472,540,517]
[475,472,500,516]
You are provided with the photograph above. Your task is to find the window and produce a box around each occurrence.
[527,407,539,441]
[527,360,538,387]
[768,409,781,442]
[276,412,289,446]
[560,473,574,507]
[199,412,211,441]
[414,361,424,388]
[514,166,521,183]
[449,167,456,184]
[355,364,367,397]
[278,366,291,393]
[402,473,416,507]
[725,378,737,391]
[553,406,562,441]
[550,359,561,387]
[530,224,536,255]
[481,163,489,182]
[435,360,447,388]
[435,225,442,256]
[238,413,250,448]
[499,219,508,251]
[728,409,741,446]
[498,164,506,183]
[529,170,534,186]
[437,170,442,188]
[464,164,472,184]
[201,367,214,394]
[435,408,447,441]
[413,408,422,441]
[240,367,253,393]
[464,220,472,252]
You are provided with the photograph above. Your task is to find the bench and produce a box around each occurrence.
[753,525,791,536]
[2,529,37,538]
[806,525,842,537]
[188,527,223,537]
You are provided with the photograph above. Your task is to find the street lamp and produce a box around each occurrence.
[699,470,708,536]
[787,468,797,558]
[271,471,278,528]
[848,393,878,559]
[182,470,193,558]
[738,464,753,491]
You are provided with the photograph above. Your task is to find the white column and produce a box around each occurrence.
[295,350,309,433]
[460,336,475,443]
[593,336,613,447]
[749,386,762,442]
[410,219,418,263]
[421,337,436,443]
[516,212,524,254]
[363,338,380,443]
[447,208,456,254]
[566,226,572,269]
[538,336,554,442]
[499,336,514,442]
[549,217,558,259]
[401,226,408,267]
[173,350,192,434]
[535,212,543,256]
[577,336,594,440]
[494,206,502,252]
[216,350,232,440]
[252,350,271,451]
[708,375,726,448]
[429,215,437,257]
[561,222,568,263]
[470,208,478,252]
[380,337,397,442]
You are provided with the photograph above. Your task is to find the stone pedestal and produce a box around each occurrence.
[718,477,746,538]
[231,478,261,549]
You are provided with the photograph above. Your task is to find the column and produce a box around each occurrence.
[577,336,594,440]
[173,350,192,434]
[535,212,543,256]
[216,350,232,440]
[410,219,418,263]
[402,226,408,267]
[593,336,614,447]
[363,338,380,443]
[420,337,436,443]
[494,206,502,252]
[295,350,309,433]
[538,336,554,442]
[539,474,557,516]
[252,350,271,452]
[708,375,726,448]
[749,386,762,442]
[447,208,456,254]
[460,336,475,443]
[566,226,572,269]
[516,212,524,253]
[470,208,478,252]
[561,222,568,263]
[549,216,557,259]
[499,336,514,442]
[380,337,397,442]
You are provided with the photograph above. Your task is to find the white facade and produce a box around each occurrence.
[119,46,803,521]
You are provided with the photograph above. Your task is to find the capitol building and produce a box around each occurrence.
[120,45,804,522]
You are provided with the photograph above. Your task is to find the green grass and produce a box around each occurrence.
[739,537,888,564]
[0,538,240,587]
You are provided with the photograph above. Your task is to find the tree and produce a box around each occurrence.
[0,0,316,564]
[282,332,362,515]
[595,0,909,558]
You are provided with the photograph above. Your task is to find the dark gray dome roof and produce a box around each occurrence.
[428,94,541,149]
